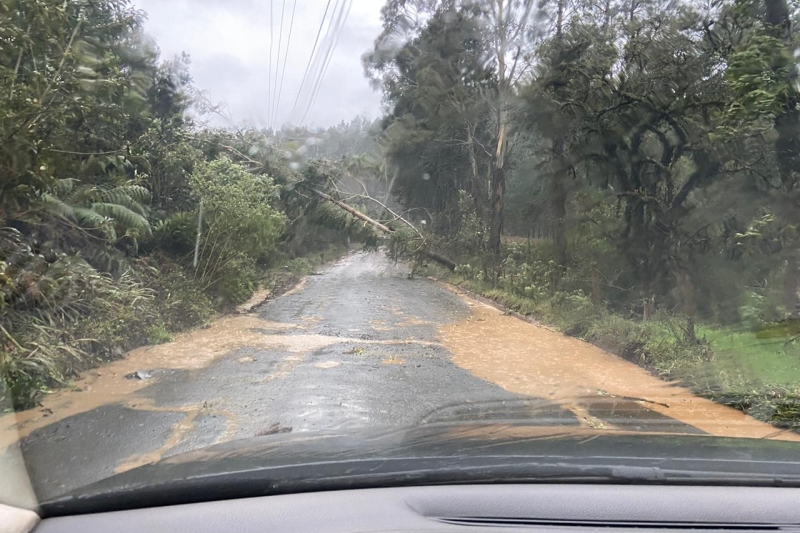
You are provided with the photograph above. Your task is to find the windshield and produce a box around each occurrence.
[3,0,800,509]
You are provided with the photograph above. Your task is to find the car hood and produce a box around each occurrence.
[41,398,800,517]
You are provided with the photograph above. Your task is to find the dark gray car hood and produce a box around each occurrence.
[42,405,800,517]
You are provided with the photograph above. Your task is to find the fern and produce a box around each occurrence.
[92,203,151,234]
[42,179,153,242]
[41,193,77,220]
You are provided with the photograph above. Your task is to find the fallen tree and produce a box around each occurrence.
[208,144,457,271]
[311,188,457,271]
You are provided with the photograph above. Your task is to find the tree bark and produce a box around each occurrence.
[591,266,601,304]
[552,137,568,266]
[488,0,508,257]
[488,163,505,254]
[466,123,487,215]
[313,189,392,233]
[550,0,568,266]
[677,269,697,341]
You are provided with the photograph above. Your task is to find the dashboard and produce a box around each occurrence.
[24,484,800,533]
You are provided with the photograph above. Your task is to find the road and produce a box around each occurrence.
[7,251,790,501]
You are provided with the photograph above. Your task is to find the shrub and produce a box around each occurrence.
[152,269,214,331]
[147,325,173,344]
[186,158,285,305]
[204,253,260,308]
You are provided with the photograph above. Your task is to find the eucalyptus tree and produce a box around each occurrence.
[366,0,537,251]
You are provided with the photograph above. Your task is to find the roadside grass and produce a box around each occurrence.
[699,327,800,386]
[430,267,800,431]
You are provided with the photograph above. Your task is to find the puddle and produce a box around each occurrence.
[440,294,800,442]
[263,355,305,382]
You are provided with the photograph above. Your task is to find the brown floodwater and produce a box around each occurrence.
[0,313,440,451]
[5,277,797,470]
[439,290,800,442]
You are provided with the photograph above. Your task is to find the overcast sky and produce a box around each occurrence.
[134,0,386,129]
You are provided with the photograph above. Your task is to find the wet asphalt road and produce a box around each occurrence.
[21,252,543,500]
[18,252,708,500]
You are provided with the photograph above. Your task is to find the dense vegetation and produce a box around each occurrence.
[0,0,374,408]
[362,0,800,429]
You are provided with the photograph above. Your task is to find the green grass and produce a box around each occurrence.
[697,326,800,387]
[147,324,174,345]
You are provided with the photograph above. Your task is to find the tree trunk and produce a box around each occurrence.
[551,136,568,266]
[466,124,487,215]
[677,269,697,341]
[591,266,601,304]
[488,163,505,255]
[551,0,568,266]
[488,0,509,257]
[784,255,800,312]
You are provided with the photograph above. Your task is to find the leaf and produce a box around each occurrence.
[91,203,152,235]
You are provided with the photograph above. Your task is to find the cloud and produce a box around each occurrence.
[134,0,385,128]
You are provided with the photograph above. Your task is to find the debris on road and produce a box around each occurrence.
[125,370,153,381]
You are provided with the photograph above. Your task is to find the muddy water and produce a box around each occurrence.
[0,313,442,451]
[440,293,800,442]
[0,315,278,450]
[234,288,271,313]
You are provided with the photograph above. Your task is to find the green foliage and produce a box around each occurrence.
[42,178,152,244]
[147,325,173,345]
[0,239,159,407]
[149,267,214,331]
[727,33,794,119]
[187,158,285,306]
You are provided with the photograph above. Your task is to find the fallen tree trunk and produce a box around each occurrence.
[313,189,392,233]
[312,189,457,271]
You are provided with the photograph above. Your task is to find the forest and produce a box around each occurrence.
[2,0,800,429]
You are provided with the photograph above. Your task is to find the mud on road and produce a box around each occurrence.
[1,251,792,501]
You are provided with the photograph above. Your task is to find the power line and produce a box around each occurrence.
[287,0,334,124]
[294,0,343,125]
[267,0,274,130]
[271,0,286,130]
[272,0,298,128]
[301,0,353,125]
[290,0,340,124]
